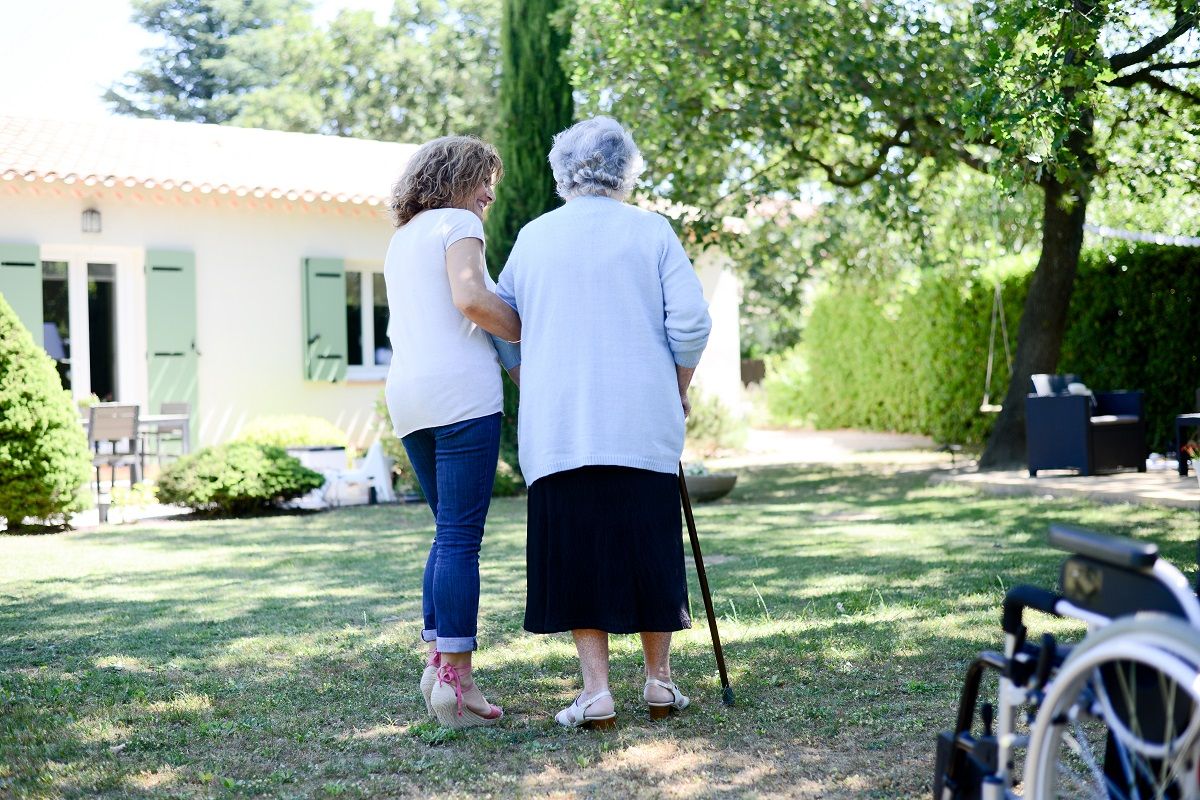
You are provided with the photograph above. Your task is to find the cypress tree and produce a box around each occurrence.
[485,0,574,470]
[485,0,574,275]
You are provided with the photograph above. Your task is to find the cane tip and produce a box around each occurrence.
[721,686,735,706]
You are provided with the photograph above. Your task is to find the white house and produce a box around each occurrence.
[0,115,741,448]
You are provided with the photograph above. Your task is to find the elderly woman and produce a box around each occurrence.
[383,135,520,729]
[496,117,711,728]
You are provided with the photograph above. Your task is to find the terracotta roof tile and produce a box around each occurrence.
[0,115,417,206]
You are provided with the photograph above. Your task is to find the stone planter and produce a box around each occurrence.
[684,472,738,502]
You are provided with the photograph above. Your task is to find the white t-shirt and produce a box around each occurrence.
[383,208,503,438]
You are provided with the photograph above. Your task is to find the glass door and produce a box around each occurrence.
[41,261,71,390]
[87,263,118,402]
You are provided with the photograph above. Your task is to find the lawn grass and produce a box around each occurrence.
[2,463,1197,799]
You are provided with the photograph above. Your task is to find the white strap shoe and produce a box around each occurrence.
[555,690,617,729]
[644,678,690,719]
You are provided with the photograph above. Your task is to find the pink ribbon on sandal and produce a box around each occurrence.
[438,663,466,716]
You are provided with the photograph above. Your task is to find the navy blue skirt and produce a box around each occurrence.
[524,466,692,635]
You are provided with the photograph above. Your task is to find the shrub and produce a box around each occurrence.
[234,415,348,449]
[685,388,747,457]
[0,293,91,529]
[1061,243,1200,451]
[768,242,1197,452]
[373,393,522,498]
[492,457,525,497]
[768,263,1030,445]
[157,442,324,516]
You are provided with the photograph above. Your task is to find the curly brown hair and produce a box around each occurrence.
[388,136,503,227]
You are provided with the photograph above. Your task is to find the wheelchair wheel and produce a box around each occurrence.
[1025,615,1200,799]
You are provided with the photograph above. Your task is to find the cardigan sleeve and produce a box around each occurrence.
[492,235,521,368]
[657,217,711,369]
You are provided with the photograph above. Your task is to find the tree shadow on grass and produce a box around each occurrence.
[3,463,1196,798]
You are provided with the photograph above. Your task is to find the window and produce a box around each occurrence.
[344,269,391,377]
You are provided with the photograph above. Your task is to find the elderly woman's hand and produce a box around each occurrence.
[680,391,691,419]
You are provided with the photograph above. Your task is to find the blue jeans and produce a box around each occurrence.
[401,412,501,653]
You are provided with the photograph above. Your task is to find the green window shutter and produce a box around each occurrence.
[302,258,347,382]
[145,250,199,414]
[0,243,43,347]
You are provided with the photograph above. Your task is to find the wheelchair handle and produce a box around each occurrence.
[1002,585,1061,637]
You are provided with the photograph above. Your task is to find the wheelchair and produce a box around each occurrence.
[934,524,1200,799]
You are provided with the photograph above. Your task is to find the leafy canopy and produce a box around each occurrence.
[109,0,500,142]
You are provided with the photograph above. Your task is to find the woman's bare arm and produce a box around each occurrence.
[446,238,521,342]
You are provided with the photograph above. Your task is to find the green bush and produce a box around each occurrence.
[234,415,348,449]
[492,457,525,497]
[768,243,1198,452]
[373,393,523,498]
[763,346,811,426]
[772,267,1036,448]
[1062,243,1200,451]
[0,293,91,529]
[157,442,324,516]
[686,388,747,457]
[765,262,1030,445]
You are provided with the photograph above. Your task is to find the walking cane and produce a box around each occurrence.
[678,462,735,706]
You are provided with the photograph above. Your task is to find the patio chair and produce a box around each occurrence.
[89,404,142,518]
[149,401,191,464]
[1025,374,1145,477]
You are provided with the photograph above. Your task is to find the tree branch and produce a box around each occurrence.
[794,119,915,188]
[951,146,993,175]
[1109,9,1199,72]
[1108,71,1200,104]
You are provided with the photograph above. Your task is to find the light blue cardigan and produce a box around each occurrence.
[495,196,711,485]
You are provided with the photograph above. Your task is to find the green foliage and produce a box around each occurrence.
[483,0,573,472]
[157,442,324,515]
[105,0,307,123]
[233,415,348,449]
[0,293,91,529]
[491,458,525,497]
[568,0,1199,466]
[373,394,421,497]
[768,264,1032,445]
[1061,243,1200,452]
[774,244,1199,451]
[372,394,521,498]
[762,346,811,427]
[110,0,501,142]
[483,0,573,275]
[685,389,747,458]
[226,0,501,141]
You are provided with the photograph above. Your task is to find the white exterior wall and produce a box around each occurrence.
[691,246,744,415]
[1,182,745,446]
[0,181,392,447]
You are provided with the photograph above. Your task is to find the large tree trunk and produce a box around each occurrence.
[978,178,1088,468]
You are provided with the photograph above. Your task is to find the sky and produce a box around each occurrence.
[0,0,393,121]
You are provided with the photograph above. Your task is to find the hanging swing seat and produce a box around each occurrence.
[980,283,1013,414]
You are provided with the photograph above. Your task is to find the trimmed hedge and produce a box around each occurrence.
[157,442,324,516]
[1062,244,1200,451]
[769,242,1199,452]
[0,292,91,529]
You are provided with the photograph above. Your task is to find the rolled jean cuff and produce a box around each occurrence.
[436,635,477,653]
[421,628,437,643]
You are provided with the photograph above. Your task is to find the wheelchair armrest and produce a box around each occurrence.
[1049,524,1157,569]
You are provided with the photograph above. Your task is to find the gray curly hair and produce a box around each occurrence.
[548,117,644,201]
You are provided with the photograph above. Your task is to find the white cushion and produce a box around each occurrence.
[1090,414,1139,426]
